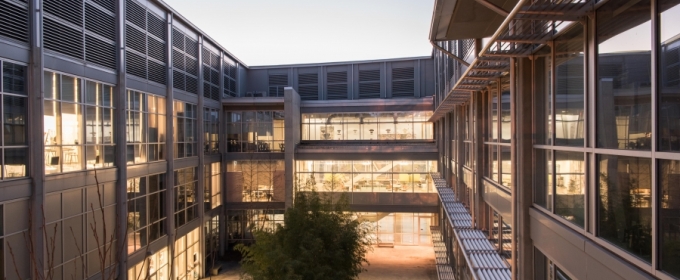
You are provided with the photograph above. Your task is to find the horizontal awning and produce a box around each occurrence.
[430,0,520,41]
[431,0,594,121]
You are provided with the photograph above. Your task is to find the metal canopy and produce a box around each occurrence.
[430,0,594,122]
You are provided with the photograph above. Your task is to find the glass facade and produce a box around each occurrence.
[127,247,169,280]
[301,111,433,141]
[173,101,198,158]
[204,162,221,210]
[204,107,219,154]
[126,90,167,164]
[226,111,284,152]
[357,212,433,245]
[126,174,167,254]
[226,160,284,202]
[174,167,198,227]
[44,71,115,174]
[296,160,437,193]
[0,61,27,179]
[173,228,201,280]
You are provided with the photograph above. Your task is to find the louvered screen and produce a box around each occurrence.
[358,69,381,99]
[171,27,198,94]
[44,17,83,59]
[268,74,287,97]
[0,0,29,43]
[202,47,221,101]
[297,73,318,100]
[125,0,167,83]
[391,67,415,98]
[325,71,347,100]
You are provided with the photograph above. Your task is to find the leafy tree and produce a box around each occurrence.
[235,191,371,280]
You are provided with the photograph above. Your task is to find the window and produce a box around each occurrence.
[226,111,284,152]
[596,0,652,150]
[301,111,433,141]
[44,71,115,174]
[126,90,166,164]
[597,155,651,262]
[658,0,680,151]
[174,167,198,227]
[227,160,284,202]
[173,101,197,158]
[554,25,585,146]
[294,160,437,194]
[0,61,28,179]
[485,82,512,189]
[173,228,201,280]
[126,174,166,254]
[204,107,219,154]
[127,247,169,280]
[204,162,221,210]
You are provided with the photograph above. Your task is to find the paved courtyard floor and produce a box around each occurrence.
[203,245,437,280]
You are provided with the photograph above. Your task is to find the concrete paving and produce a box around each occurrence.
[203,245,437,280]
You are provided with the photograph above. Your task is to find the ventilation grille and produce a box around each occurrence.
[223,56,238,98]
[171,27,198,94]
[44,0,82,26]
[268,74,287,97]
[85,3,114,41]
[92,0,114,13]
[358,69,381,99]
[202,47,221,101]
[44,17,84,59]
[297,73,318,100]
[327,71,346,84]
[391,67,415,98]
[0,0,29,43]
[327,84,348,100]
[125,0,167,83]
[86,35,116,69]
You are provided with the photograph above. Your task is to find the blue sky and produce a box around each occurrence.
[163,0,435,66]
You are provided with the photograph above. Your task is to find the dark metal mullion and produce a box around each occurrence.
[650,0,659,273]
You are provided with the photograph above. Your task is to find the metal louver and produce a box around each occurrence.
[268,74,287,97]
[92,0,114,13]
[391,67,415,98]
[44,0,82,26]
[358,69,381,99]
[44,17,83,59]
[297,73,318,100]
[85,35,115,69]
[171,26,198,94]
[126,0,146,29]
[201,47,221,101]
[125,0,167,83]
[223,57,238,97]
[85,3,115,41]
[326,71,347,100]
[0,0,29,43]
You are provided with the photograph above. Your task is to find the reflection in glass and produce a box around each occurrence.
[301,111,433,141]
[555,25,585,146]
[535,45,552,145]
[500,146,512,188]
[658,1,680,151]
[534,149,552,211]
[226,111,285,152]
[500,85,511,143]
[294,160,437,193]
[554,151,584,227]
[596,0,652,150]
[659,159,680,277]
[598,155,651,261]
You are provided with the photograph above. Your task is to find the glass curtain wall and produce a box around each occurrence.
[204,108,219,154]
[174,101,197,158]
[0,61,28,179]
[126,174,166,254]
[301,111,433,141]
[174,167,198,227]
[173,228,201,280]
[485,81,512,189]
[226,160,284,202]
[204,162,221,210]
[296,160,437,193]
[126,90,166,164]
[44,71,114,174]
[226,111,284,152]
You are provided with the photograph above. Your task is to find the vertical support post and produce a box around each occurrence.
[164,13,176,280]
[28,0,45,278]
[283,87,301,208]
[114,0,128,277]
[196,35,206,279]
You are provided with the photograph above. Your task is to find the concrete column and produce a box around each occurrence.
[114,0,128,277]
[164,13,176,279]
[513,57,533,280]
[283,87,301,207]
[196,35,206,279]
[28,0,45,278]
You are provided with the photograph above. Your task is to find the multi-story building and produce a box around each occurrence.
[0,0,440,279]
[430,0,680,279]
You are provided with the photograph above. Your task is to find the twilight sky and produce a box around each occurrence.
[162,0,435,66]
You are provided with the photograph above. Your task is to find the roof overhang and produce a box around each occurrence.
[429,0,519,41]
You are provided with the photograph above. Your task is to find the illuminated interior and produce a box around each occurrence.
[301,111,433,141]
